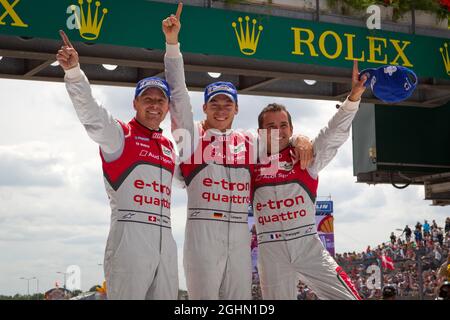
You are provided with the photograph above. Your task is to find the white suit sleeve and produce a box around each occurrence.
[64,64,124,161]
[307,98,360,178]
[164,44,198,163]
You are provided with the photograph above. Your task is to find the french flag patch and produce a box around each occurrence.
[270,233,282,240]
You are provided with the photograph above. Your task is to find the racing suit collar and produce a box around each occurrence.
[201,121,234,138]
[257,144,293,165]
[265,144,292,158]
[130,117,163,138]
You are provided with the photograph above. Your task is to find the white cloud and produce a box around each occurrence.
[0,143,66,187]
[0,78,448,297]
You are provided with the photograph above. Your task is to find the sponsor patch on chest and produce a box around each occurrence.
[161,145,173,158]
[229,142,246,154]
[278,161,293,171]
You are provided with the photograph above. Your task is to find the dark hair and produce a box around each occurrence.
[258,103,293,129]
[382,285,397,298]
[438,281,450,300]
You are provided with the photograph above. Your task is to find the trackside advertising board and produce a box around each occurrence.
[315,200,335,256]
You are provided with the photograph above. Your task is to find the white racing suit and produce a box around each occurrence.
[64,65,178,299]
[252,99,362,300]
[165,44,253,299]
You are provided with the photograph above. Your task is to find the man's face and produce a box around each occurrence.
[203,94,238,131]
[133,87,169,130]
[259,110,293,154]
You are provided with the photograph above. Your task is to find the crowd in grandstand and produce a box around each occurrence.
[320,217,449,300]
[251,217,450,300]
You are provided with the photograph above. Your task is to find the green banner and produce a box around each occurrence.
[0,0,449,79]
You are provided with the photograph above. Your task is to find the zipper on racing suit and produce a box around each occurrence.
[225,136,232,263]
[152,137,164,254]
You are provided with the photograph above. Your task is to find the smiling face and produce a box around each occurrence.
[133,87,169,130]
[202,94,238,132]
[259,110,293,154]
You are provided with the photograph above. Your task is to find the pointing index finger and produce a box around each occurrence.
[353,60,361,82]
[175,2,183,21]
[59,30,73,48]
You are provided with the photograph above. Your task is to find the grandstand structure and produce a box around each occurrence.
[0,0,449,204]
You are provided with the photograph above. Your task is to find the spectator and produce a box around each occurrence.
[355,276,364,291]
[359,285,370,299]
[415,221,422,232]
[296,283,307,300]
[250,224,258,249]
[425,236,434,252]
[368,288,381,300]
[445,218,450,234]
[390,232,397,245]
[437,228,444,247]
[251,284,262,300]
[432,227,439,243]
[436,281,450,300]
[304,287,319,300]
[382,285,397,300]
[414,227,423,246]
[433,246,442,269]
[423,280,435,298]
[402,225,412,243]
[423,220,430,237]
[432,219,438,231]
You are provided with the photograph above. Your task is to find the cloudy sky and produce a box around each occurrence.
[0,75,448,296]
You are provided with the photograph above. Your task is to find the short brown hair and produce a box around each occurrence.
[258,103,293,129]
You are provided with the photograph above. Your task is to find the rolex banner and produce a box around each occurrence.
[315,201,335,257]
[0,0,449,79]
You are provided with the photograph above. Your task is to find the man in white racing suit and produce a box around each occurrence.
[56,31,178,299]
[252,61,367,300]
[161,4,313,299]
